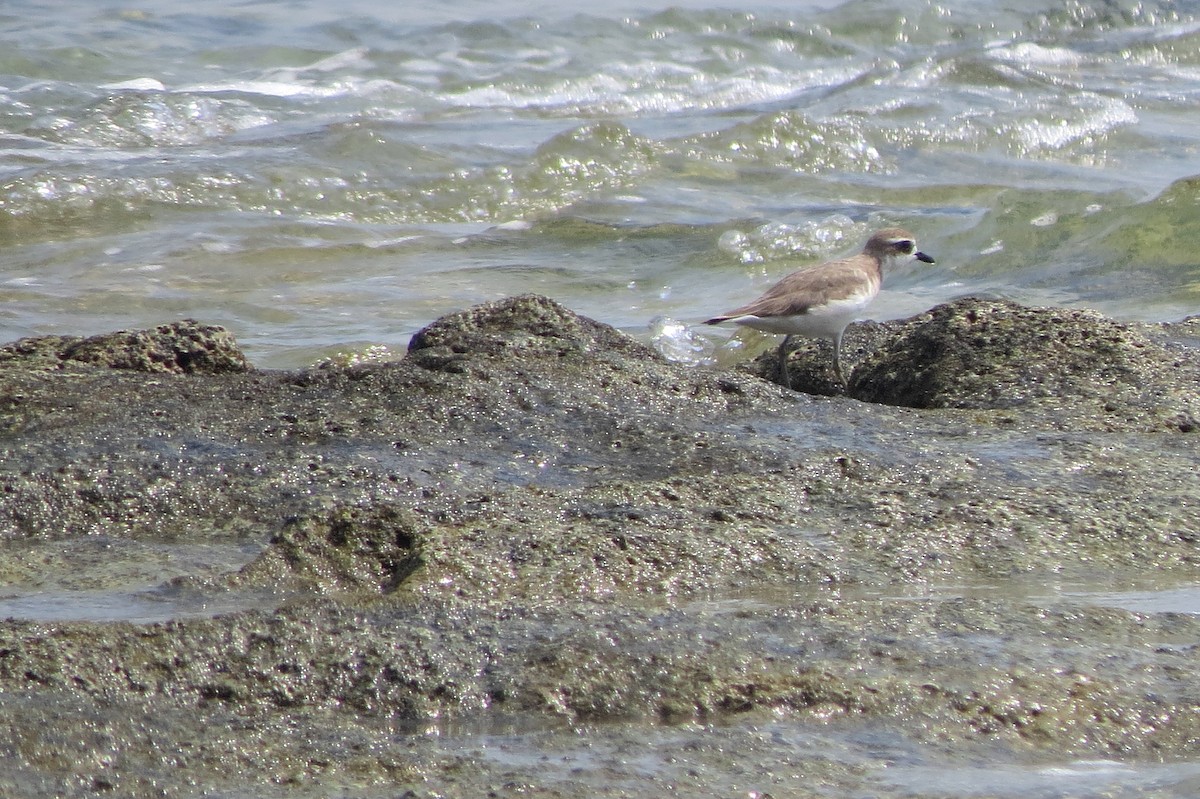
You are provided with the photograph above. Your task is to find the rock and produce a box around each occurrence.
[233,503,424,594]
[0,296,1197,796]
[849,298,1145,407]
[845,298,1199,430]
[408,293,655,371]
[0,320,249,374]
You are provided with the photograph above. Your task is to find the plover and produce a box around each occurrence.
[705,227,934,387]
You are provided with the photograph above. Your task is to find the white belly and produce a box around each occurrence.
[730,294,870,340]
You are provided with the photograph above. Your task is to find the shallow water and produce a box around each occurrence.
[0,535,272,622]
[1,0,1199,367]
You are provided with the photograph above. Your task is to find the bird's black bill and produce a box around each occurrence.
[915,251,935,264]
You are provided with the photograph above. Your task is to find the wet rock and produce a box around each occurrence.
[0,295,1197,797]
[234,503,424,594]
[0,320,248,374]
[743,297,1200,429]
[744,330,876,397]
[408,293,654,372]
[846,298,1199,429]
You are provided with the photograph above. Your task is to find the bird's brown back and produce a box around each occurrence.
[706,253,881,322]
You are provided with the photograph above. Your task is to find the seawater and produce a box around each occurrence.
[1,0,1199,367]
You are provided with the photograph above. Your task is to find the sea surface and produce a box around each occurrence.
[3,0,1200,796]
[2,0,1200,368]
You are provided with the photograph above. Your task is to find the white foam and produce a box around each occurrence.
[179,79,347,98]
[492,220,533,231]
[649,316,715,366]
[301,47,372,73]
[362,235,427,249]
[445,62,862,116]
[1015,96,1137,152]
[990,42,1085,67]
[101,77,166,92]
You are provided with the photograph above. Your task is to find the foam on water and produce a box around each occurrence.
[648,315,715,365]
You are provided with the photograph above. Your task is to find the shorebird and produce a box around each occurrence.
[705,227,934,387]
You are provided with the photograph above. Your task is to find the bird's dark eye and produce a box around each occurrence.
[896,240,915,254]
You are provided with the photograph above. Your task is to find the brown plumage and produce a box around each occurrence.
[706,227,934,386]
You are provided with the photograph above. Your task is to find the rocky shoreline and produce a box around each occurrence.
[0,295,1197,797]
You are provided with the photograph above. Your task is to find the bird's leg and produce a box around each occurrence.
[776,335,793,388]
[831,331,847,387]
